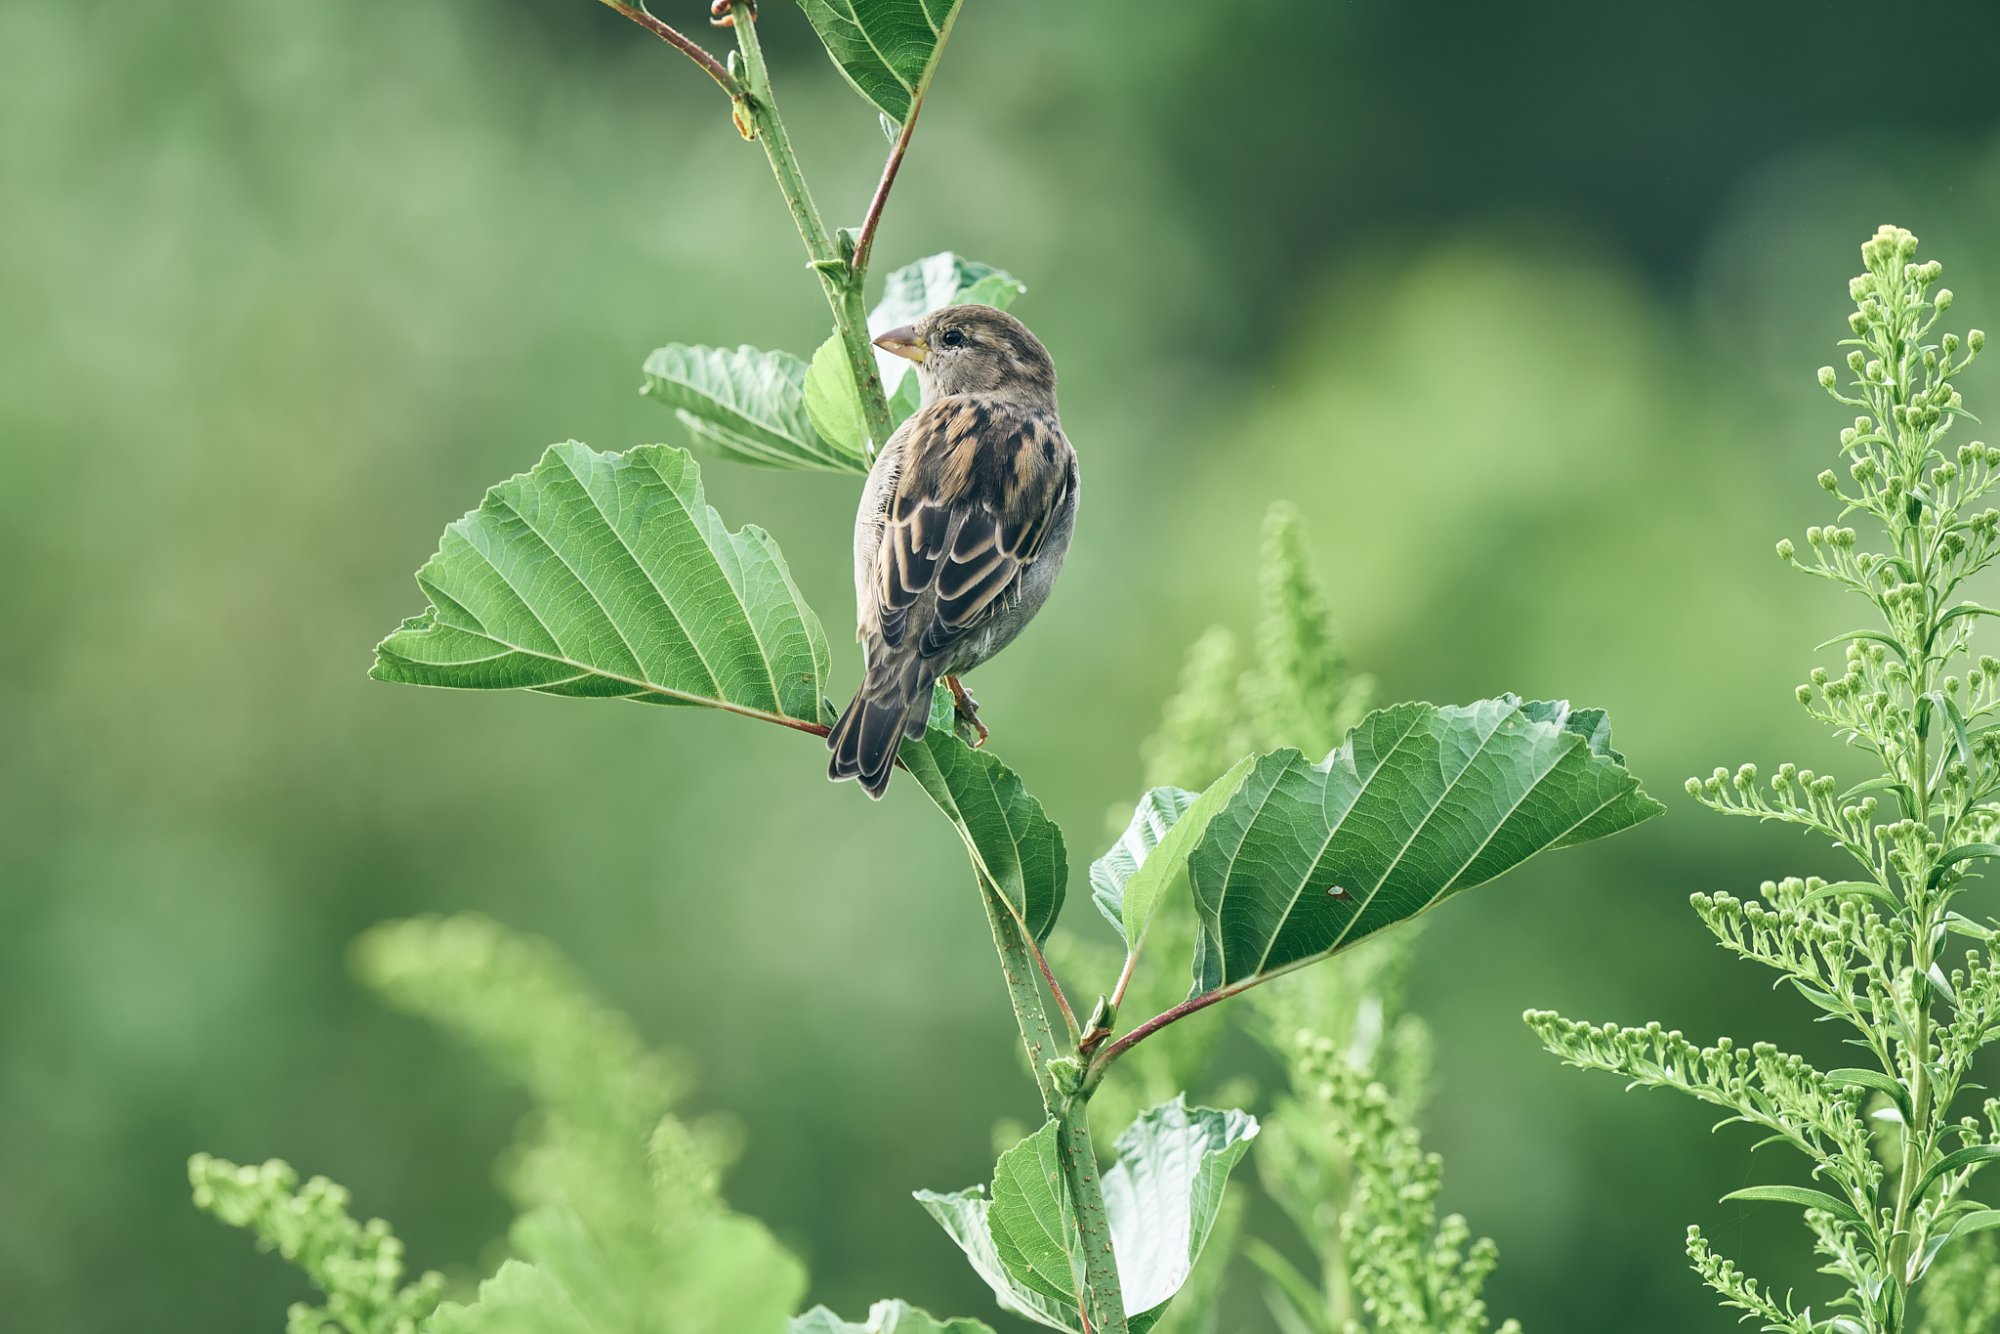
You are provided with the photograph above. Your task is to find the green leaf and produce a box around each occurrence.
[917,1101,1256,1334]
[989,1122,1082,1310]
[1101,1098,1259,1321]
[1914,1144,2000,1201]
[795,0,962,127]
[1815,628,1911,665]
[1936,603,2000,636]
[1186,696,1662,995]
[372,443,831,727]
[900,687,1067,943]
[1824,1067,1912,1123]
[1798,879,1903,913]
[641,343,866,473]
[1932,842,2000,886]
[1926,690,1975,766]
[1720,1184,1866,1228]
[914,1186,1086,1334]
[1093,758,1257,948]
[790,1301,997,1334]
[804,333,873,463]
[1918,1209,2000,1279]
[871,254,1027,420]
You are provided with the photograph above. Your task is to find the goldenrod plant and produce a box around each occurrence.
[1531,226,1999,1333]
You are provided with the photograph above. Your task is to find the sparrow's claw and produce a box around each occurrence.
[709,0,755,27]
[945,674,989,748]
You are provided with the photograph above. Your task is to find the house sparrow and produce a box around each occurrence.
[827,304,1079,797]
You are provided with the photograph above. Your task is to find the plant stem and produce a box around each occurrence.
[728,13,896,452]
[596,1,742,96]
[1056,1094,1130,1334]
[978,884,1065,1118]
[851,89,926,275]
[1085,974,1264,1087]
[975,868,1121,1331]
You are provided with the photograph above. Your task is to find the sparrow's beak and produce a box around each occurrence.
[873,324,928,363]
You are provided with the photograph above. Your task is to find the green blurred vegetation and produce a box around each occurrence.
[7,1,2000,1330]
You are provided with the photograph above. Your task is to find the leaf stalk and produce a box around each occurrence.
[596,1,742,96]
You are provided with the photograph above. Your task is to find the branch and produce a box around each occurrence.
[1084,977,1255,1087]
[851,89,927,275]
[596,1,743,98]
[1031,934,1081,1042]
[727,11,897,450]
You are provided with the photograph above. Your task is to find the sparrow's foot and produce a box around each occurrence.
[709,0,755,27]
[945,674,989,748]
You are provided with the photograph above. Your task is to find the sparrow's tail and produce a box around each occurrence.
[827,657,938,798]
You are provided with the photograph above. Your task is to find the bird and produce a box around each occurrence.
[827,304,1079,798]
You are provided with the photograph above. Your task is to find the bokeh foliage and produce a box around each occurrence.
[10,1,2000,1331]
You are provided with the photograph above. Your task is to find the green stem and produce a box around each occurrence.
[1056,1094,1130,1334]
[978,882,1064,1119]
[975,878,1125,1331]
[729,14,897,452]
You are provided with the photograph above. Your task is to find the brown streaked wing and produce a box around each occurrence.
[870,398,1071,664]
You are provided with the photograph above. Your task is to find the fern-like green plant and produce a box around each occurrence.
[197,4,1663,1330]
[193,914,837,1334]
[1530,225,1998,1333]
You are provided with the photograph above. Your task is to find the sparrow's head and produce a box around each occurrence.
[873,304,1057,408]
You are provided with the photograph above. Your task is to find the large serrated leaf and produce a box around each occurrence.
[795,0,962,127]
[1188,696,1662,995]
[1092,758,1255,949]
[899,687,1066,943]
[641,343,866,474]
[914,1184,1087,1334]
[917,1100,1255,1334]
[372,442,830,727]
[989,1122,1082,1310]
[1101,1099,1258,1318]
[790,1300,996,1334]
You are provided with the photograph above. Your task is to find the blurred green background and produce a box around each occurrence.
[8,1,2000,1329]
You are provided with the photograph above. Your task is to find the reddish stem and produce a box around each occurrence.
[1030,937,1081,1041]
[599,1,742,96]
[851,88,927,275]
[1084,978,1252,1085]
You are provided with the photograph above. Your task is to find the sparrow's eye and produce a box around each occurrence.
[940,328,966,348]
